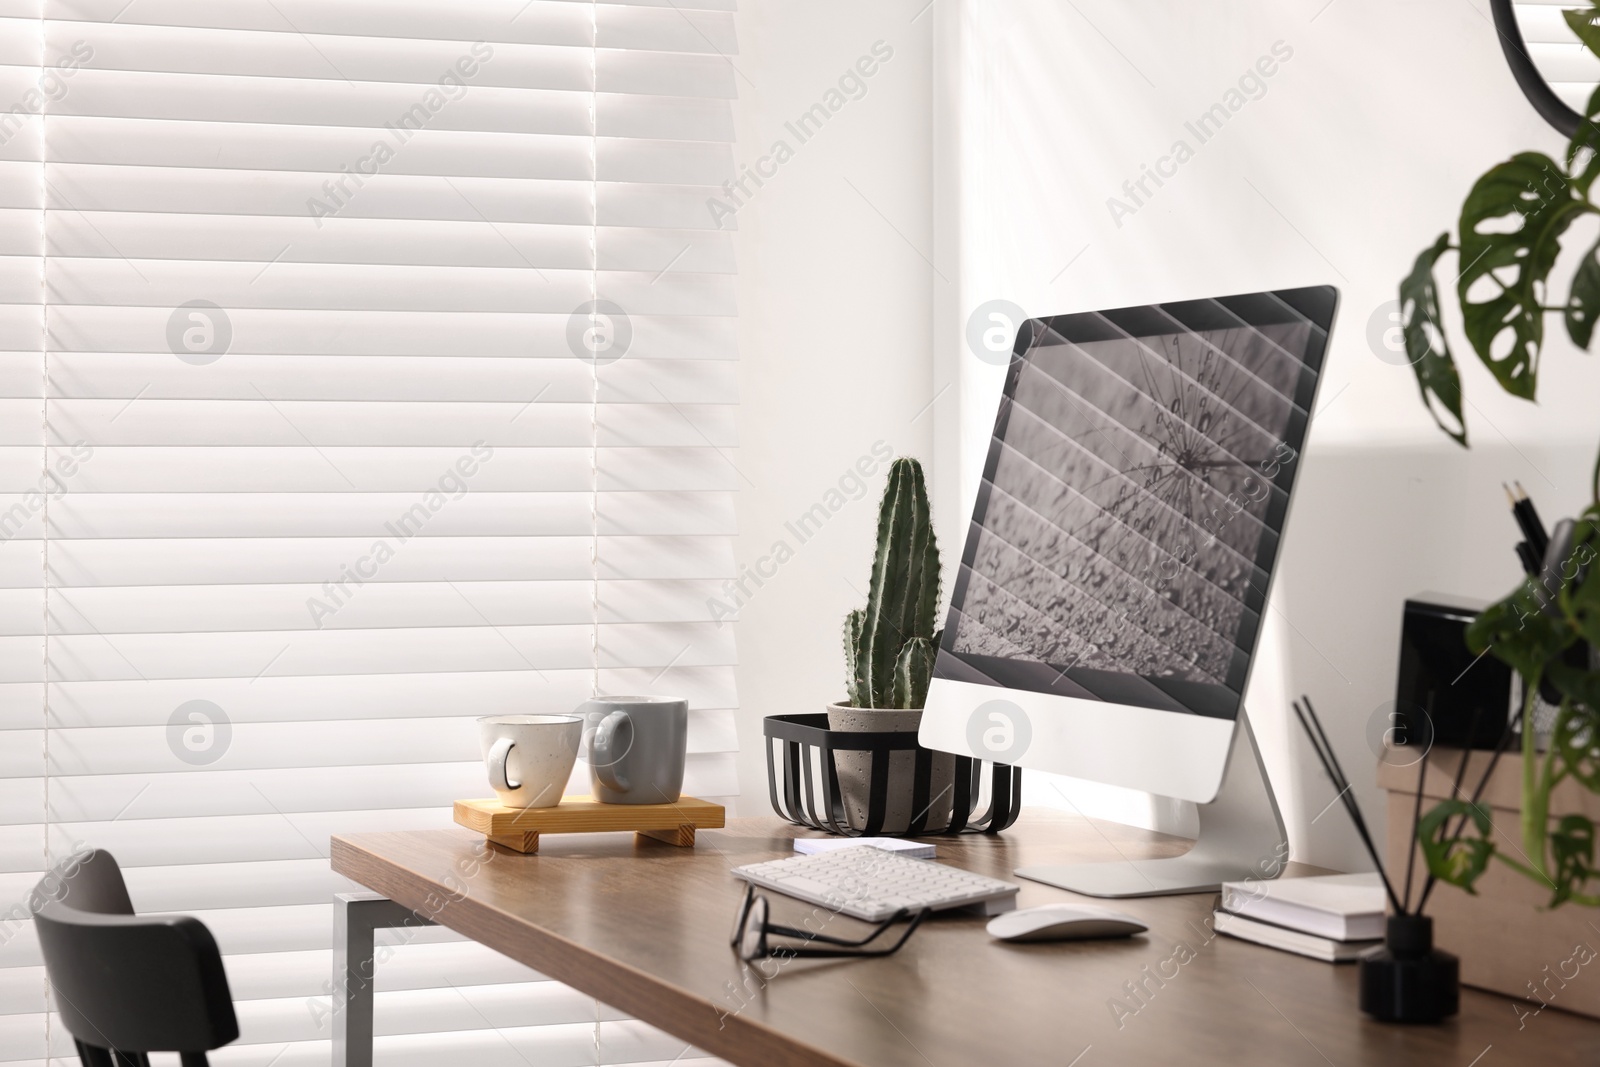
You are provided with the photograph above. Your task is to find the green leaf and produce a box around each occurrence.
[1568,84,1600,194]
[1399,233,1467,445]
[1418,798,1495,893]
[1550,814,1596,907]
[1553,700,1600,791]
[1562,516,1600,646]
[1465,579,1574,679]
[1568,236,1600,348]
[1564,5,1600,63]
[1457,153,1590,400]
[1549,662,1600,710]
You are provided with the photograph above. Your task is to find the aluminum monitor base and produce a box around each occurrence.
[1015,711,1288,898]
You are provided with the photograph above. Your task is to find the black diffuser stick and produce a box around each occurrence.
[1401,740,1433,913]
[1444,704,1485,806]
[1292,698,1406,915]
[1293,699,1403,914]
[1303,696,1357,805]
[1399,697,1464,912]
[1302,695,1387,869]
[1425,705,1484,905]
[1294,698,1358,836]
[1416,703,1522,913]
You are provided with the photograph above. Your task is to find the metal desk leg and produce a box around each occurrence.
[333,892,436,1067]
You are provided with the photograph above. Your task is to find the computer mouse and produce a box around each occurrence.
[986,903,1148,943]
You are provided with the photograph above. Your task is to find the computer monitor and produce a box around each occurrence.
[919,285,1337,895]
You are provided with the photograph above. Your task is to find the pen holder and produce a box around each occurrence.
[1358,914,1459,1023]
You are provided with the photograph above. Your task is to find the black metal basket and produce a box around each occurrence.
[763,713,1022,837]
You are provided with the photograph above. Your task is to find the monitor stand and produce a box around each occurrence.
[1015,711,1288,897]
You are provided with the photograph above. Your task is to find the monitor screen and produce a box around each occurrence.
[935,287,1334,720]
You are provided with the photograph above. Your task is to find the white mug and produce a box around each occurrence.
[477,715,583,809]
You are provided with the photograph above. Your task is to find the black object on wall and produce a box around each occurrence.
[1396,594,1512,751]
[1490,0,1583,137]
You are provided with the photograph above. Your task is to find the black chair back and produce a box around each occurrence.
[30,849,239,1067]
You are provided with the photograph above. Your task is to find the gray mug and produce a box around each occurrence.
[579,695,688,805]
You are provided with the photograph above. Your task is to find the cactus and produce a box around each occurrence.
[891,635,937,709]
[842,457,942,709]
[843,609,868,707]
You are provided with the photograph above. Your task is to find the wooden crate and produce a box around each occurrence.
[1379,749,1600,1020]
[453,795,725,853]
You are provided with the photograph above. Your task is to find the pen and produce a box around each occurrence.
[1513,481,1550,560]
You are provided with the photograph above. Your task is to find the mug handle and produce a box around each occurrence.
[487,737,520,791]
[590,710,633,794]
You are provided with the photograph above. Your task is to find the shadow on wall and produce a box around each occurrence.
[1266,437,1595,872]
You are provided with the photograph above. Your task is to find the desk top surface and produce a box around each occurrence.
[331,809,1600,1067]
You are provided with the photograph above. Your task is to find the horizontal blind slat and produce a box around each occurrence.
[37,623,735,681]
[48,306,738,357]
[36,666,736,729]
[39,533,732,586]
[22,490,737,537]
[28,579,734,633]
[49,0,739,54]
[41,119,733,184]
[5,494,738,539]
[46,212,737,271]
[45,165,730,227]
[46,262,736,315]
[29,446,737,495]
[44,22,736,98]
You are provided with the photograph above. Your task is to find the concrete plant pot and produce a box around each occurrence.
[825,703,956,834]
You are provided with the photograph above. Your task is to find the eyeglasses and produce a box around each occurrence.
[729,883,929,962]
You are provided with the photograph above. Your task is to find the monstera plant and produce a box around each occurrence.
[1399,2,1600,906]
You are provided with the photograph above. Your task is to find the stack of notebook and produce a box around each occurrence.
[1214,872,1385,962]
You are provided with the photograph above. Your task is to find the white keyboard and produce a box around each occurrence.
[733,845,1021,922]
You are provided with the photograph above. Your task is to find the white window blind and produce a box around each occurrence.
[1514,0,1600,113]
[0,1,740,1064]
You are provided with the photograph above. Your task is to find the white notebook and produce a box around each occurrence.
[792,837,936,859]
[1213,910,1379,963]
[1219,872,1385,942]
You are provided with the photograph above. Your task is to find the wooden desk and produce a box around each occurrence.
[331,809,1600,1066]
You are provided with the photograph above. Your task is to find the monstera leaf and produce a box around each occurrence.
[1466,577,1573,680]
[1570,80,1600,197]
[1566,3,1600,62]
[1568,516,1600,646]
[1568,237,1600,347]
[1399,233,1466,444]
[1457,153,1591,399]
[1551,814,1597,907]
[1550,661,1600,713]
[1419,799,1495,893]
[1553,700,1600,792]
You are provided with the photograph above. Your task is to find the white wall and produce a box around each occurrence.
[728,1,939,814]
[943,0,1600,869]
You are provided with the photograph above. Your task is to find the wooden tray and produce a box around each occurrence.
[453,795,726,854]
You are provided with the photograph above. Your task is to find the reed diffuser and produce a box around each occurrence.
[1292,696,1459,1023]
